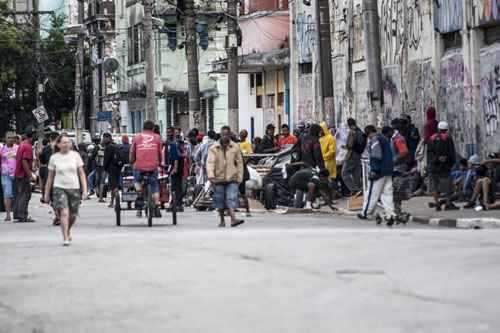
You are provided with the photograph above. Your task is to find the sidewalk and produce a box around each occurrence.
[335,196,500,229]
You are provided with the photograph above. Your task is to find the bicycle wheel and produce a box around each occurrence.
[115,191,121,226]
[147,186,153,227]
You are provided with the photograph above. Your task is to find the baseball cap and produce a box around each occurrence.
[438,121,449,130]
[468,154,481,166]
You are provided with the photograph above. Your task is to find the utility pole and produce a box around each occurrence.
[226,0,239,132]
[143,0,156,121]
[315,0,334,124]
[362,0,383,127]
[74,0,85,142]
[184,0,202,131]
[33,0,44,139]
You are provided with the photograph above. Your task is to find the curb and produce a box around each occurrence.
[410,216,500,229]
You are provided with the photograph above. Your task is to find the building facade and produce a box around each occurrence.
[113,0,228,135]
[324,0,500,158]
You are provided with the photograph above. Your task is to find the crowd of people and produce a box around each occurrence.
[2,106,500,244]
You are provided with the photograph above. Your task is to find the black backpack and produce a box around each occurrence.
[353,129,367,155]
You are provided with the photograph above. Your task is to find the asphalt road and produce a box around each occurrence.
[1,195,499,333]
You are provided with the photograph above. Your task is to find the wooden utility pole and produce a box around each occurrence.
[184,0,202,130]
[362,0,383,127]
[226,0,239,132]
[143,0,156,121]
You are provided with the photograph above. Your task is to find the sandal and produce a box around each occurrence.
[231,220,245,228]
[4,216,11,222]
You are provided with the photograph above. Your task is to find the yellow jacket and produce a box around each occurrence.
[239,141,253,155]
[319,122,337,179]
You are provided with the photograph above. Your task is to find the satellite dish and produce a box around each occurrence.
[103,57,119,73]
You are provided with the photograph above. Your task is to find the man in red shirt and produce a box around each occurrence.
[14,127,36,222]
[278,124,297,150]
[130,120,163,217]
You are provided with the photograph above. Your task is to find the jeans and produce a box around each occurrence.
[342,155,362,193]
[13,178,32,220]
[87,169,96,192]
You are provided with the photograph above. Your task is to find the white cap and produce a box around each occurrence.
[468,154,480,165]
[438,121,449,130]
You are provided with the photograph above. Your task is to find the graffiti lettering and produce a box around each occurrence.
[380,0,423,65]
[435,0,463,33]
[296,12,315,63]
[473,0,500,27]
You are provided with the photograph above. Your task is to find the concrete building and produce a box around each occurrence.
[113,0,228,135]
[212,0,290,140]
[325,0,500,158]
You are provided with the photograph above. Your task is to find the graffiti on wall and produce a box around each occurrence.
[380,0,423,64]
[354,70,369,127]
[297,74,314,123]
[406,60,434,128]
[296,11,316,63]
[438,51,474,156]
[473,0,500,27]
[382,65,402,122]
[479,46,500,154]
[435,0,463,33]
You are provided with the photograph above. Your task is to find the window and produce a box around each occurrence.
[443,32,462,50]
[256,95,263,108]
[256,72,263,87]
[133,25,140,63]
[278,92,284,106]
[128,24,144,65]
[250,74,255,89]
[267,94,275,108]
[299,62,312,74]
[208,97,214,130]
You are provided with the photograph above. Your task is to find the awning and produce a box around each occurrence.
[211,48,289,74]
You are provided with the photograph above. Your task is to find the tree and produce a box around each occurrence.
[0,0,36,136]
[41,14,76,125]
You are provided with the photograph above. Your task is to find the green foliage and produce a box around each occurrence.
[0,2,75,136]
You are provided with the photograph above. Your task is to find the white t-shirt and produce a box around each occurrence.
[48,151,84,189]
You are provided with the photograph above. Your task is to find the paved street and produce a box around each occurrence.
[1,195,500,333]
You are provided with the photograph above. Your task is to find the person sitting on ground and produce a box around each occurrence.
[289,168,332,210]
[463,158,500,210]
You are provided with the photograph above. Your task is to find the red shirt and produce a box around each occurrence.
[131,131,162,172]
[278,134,298,150]
[14,140,33,179]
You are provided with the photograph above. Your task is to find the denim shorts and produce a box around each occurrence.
[133,170,160,194]
[1,174,14,199]
[213,182,239,209]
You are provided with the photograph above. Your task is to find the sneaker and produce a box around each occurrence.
[357,213,368,220]
[63,240,70,247]
[154,207,162,218]
[444,203,460,211]
[218,221,226,228]
[463,201,475,209]
[304,202,312,210]
[375,213,383,225]
[231,220,245,227]
[385,216,395,227]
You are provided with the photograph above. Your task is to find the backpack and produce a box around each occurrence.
[353,128,367,155]
[118,144,130,166]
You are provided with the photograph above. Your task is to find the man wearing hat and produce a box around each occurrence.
[427,121,458,211]
[13,126,37,222]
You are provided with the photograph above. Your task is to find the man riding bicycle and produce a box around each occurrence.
[130,120,163,218]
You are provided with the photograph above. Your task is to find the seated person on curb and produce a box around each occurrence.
[289,168,332,210]
[130,120,163,218]
[464,159,500,210]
